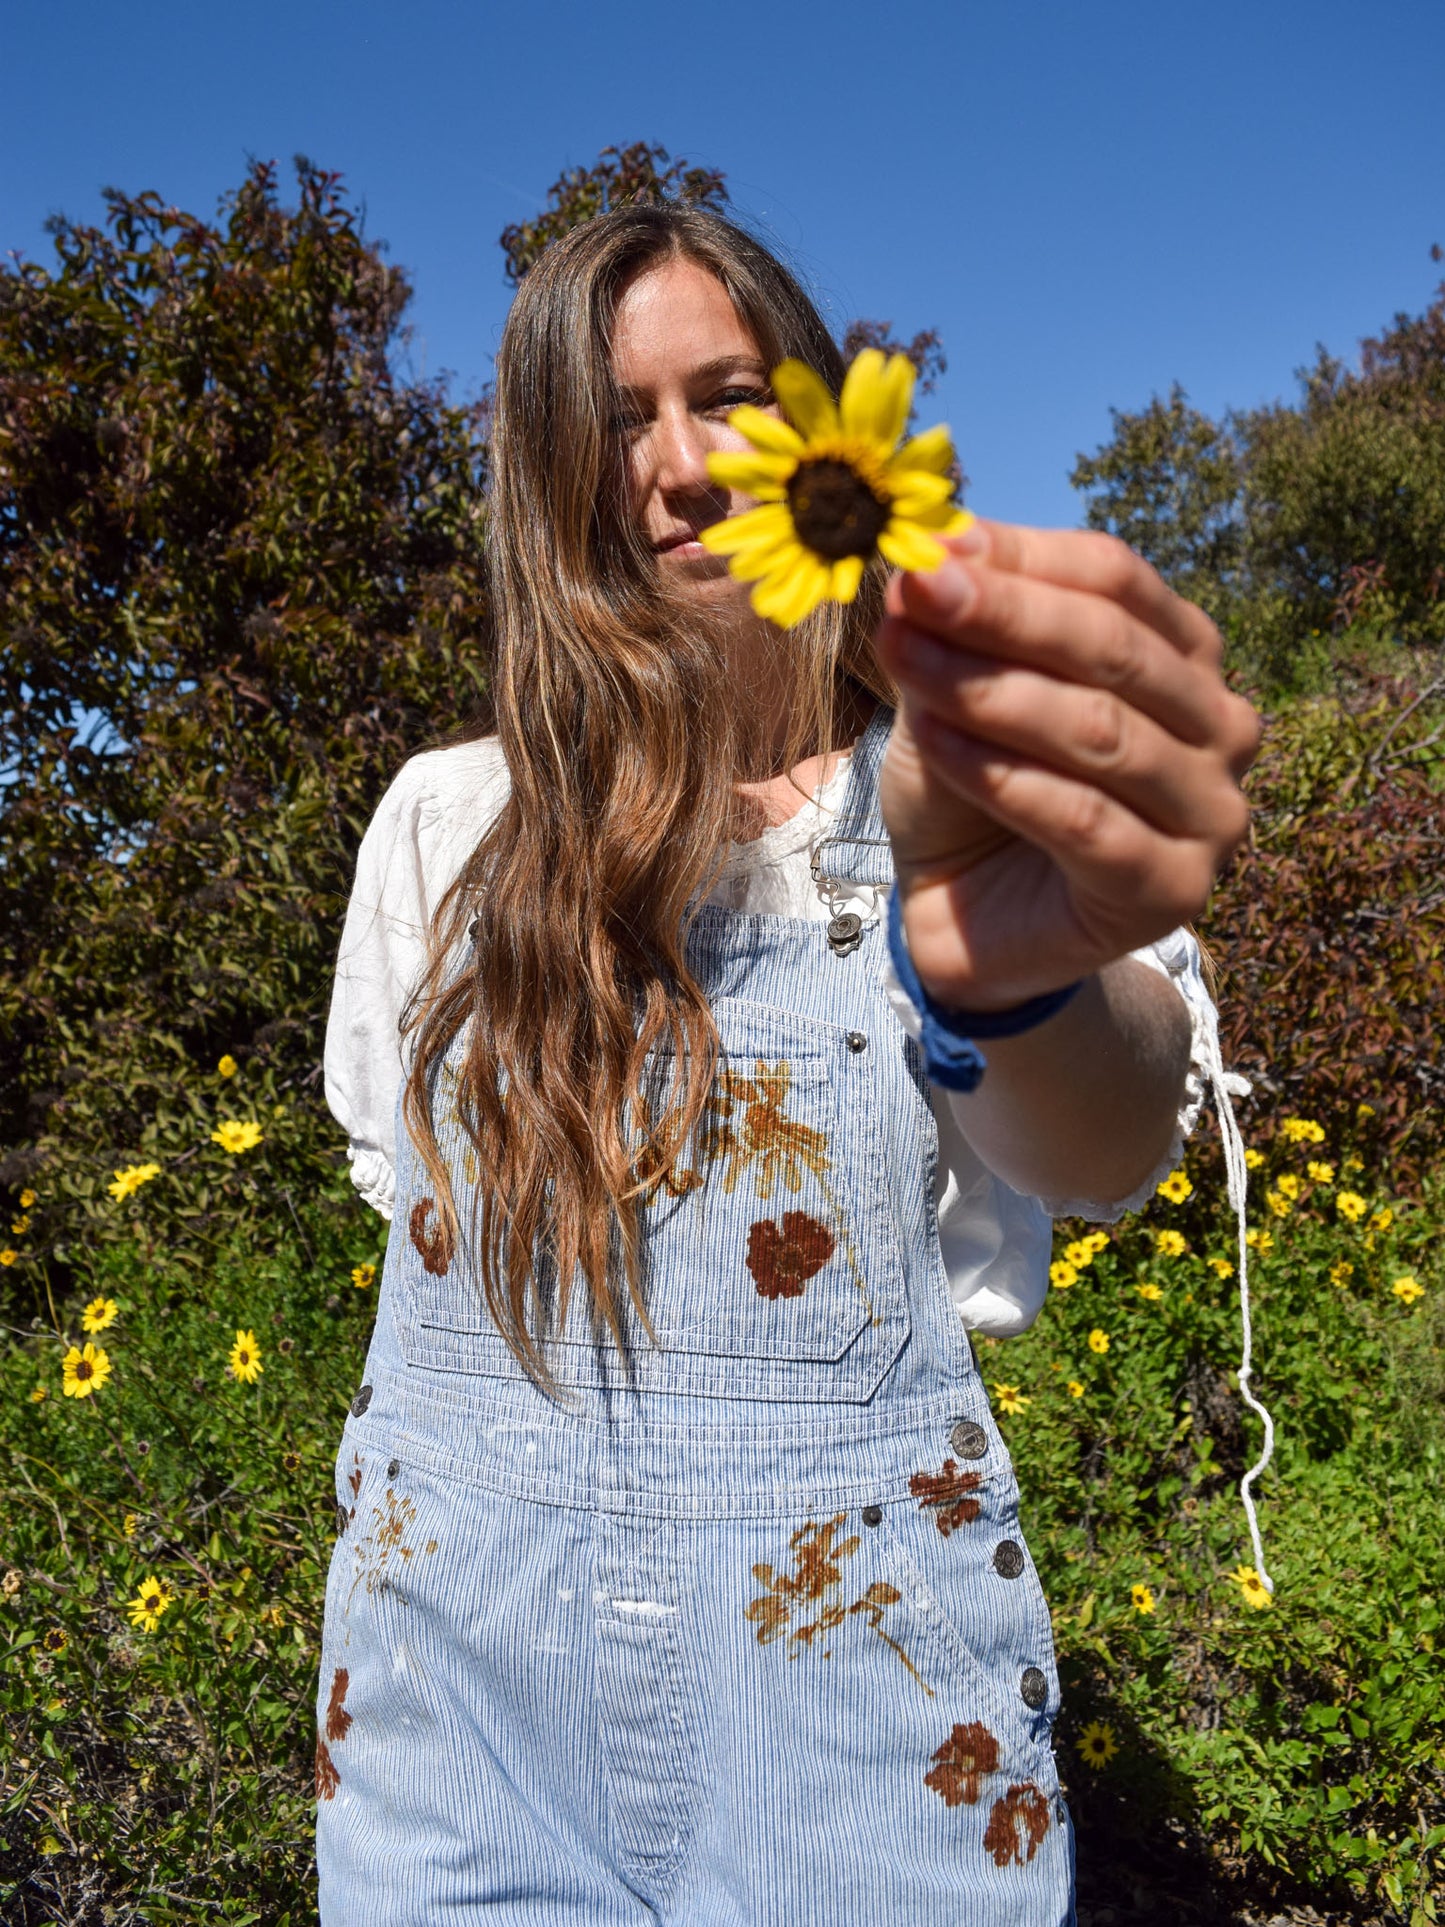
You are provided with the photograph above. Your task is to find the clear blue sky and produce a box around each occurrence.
[5,0,1443,529]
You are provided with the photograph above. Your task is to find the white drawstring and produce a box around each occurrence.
[1201,1023,1276,1594]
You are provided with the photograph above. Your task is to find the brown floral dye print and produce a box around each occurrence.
[908,1459,984,1536]
[983,1781,1051,1867]
[325,1666,353,1743]
[315,1737,340,1801]
[344,1485,439,1621]
[746,1212,836,1298]
[408,1196,451,1277]
[924,1720,1000,1807]
[704,1060,831,1197]
[744,1515,932,1694]
[632,1096,705,1204]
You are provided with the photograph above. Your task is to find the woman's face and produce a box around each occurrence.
[609,257,781,612]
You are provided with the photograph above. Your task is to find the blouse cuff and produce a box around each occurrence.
[347,1141,396,1220]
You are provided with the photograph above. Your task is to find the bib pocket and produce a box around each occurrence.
[390,998,910,1403]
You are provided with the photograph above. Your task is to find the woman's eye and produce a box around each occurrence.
[711,386,772,414]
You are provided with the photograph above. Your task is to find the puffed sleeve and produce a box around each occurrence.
[323,739,511,1218]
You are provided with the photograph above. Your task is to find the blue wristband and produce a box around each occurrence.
[886,891,1085,1092]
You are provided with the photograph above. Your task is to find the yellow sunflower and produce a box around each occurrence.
[126,1575,174,1633]
[991,1381,1031,1416]
[1228,1564,1274,1610]
[61,1342,111,1399]
[228,1329,263,1384]
[211,1120,263,1155]
[701,349,970,627]
[1076,1720,1119,1769]
[81,1297,119,1334]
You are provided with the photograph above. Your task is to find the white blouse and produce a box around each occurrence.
[324,737,1222,1338]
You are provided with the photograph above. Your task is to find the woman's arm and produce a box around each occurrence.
[875,520,1259,1205]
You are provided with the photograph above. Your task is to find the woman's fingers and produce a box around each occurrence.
[942,518,1224,665]
[885,559,1259,780]
[905,703,1226,938]
[882,625,1250,844]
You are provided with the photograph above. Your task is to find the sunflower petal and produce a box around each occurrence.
[705,450,794,494]
[883,470,956,515]
[771,359,840,440]
[828,554,866,603]
[910,503,975,535]
[892,423,956,476]
[878,519,949,573]
[699,504,793,555]
[728,406,805,457]
[841,349,915,448]
[753,552,832,628]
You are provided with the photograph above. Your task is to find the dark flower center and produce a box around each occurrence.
[787,458,890,561]
[77,1360,93,1379]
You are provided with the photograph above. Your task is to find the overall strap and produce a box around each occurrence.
[812,703,896,889]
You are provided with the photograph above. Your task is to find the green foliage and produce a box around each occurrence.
[498,140,729,284]
[1001,1144,1445,1922]
[0,1182,382,1921]
[0,158,491,1286]
[1072,251,1445,691]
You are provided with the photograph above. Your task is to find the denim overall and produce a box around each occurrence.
[316,712,1075,1925]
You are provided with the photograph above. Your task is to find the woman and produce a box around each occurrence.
[319,203,1258,1924]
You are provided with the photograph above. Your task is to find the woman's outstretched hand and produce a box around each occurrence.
[875,520,1261,1013]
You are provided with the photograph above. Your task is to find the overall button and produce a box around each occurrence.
[350,1384,373,1418]
[827,911,863,955]
[386,1459,401,1481]
[949,1419,988,1460]
[861,1504,883,1528]
[1020,1666,1048,1709]
[846,1031,868,1053]
[993,1540,1025,1579]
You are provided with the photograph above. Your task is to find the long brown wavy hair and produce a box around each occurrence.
[400,203,891,1385]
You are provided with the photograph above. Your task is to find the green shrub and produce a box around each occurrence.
[1007,1137,1445,1922]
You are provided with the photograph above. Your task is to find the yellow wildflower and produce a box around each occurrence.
[1274,1173,1301,1200]
[217,1054,238,1078]
[1243,1149,1265,1170]
[351,1262,377,1291]
[1156,1170,1193,1204]
[1335,1192,1367,1223]
[1076,1719,1119,1768]
[61,1342,111,1399]
[1083,1232,1110,1256]
[1066,1380,1084,1399]
[1207,1257,1234,1278]
[992,1382,1031,1416]
[1154,1229,1187,1257]
[11,1214,30,1234]
[1306,1161,1334,1185]
[227,1329,262,1383]
[1370,1207,1394,1233]
[1130,1583,1156,1615]
[1228,1565,1273,1610]
[30,1385,47,1403]
[80,1297,118,1335]
[1063,1240,1094,1268]
[1356,1102,1375,1120]
[1049,1260,1078,1291]
[211,1120,263,1155]
[1280,1117,1325,1144]
[41,1627,68,1654]
[701,349,970,627]
[126,1576,174,1634]
[1265,1189,1292,1219]
[1391,1276,1425,1306]
[1088,1329,1110,1355]
[0,1249,16,1267]
[1329,1260,1354,1287]
[1136,1283,1164,1302]
[108,1163,161,1203]
[19,1188,37,1208]
[1245,1227,1274,1253]
[1343,1155,1364,1173]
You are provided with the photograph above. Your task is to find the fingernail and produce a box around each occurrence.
[926,559,976,613]
[949,521,989,558]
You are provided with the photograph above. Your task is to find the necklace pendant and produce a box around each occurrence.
[826,911,863,956]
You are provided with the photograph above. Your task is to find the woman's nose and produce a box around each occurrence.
[650,406,713,495]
